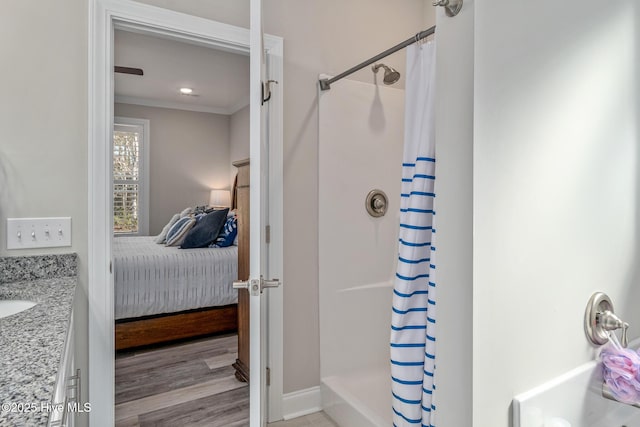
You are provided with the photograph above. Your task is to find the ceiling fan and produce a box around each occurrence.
[114,66,143,76]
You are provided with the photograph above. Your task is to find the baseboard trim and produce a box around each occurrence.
[282,386,322,420]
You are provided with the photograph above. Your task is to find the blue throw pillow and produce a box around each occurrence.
[181,208,229,249]
[210,216,237,248]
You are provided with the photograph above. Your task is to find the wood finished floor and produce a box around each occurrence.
[115,334,338,427]
[115,333,249,426]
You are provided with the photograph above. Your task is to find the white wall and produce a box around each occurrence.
[318,79,404,424]
[473,0,640,425]
[318,78,404,374]
[114,103,231,235]
[433,2,474,426]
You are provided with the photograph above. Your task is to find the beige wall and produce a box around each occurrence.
[114,103,231,235]
[1,1,89,425]
[134,0,250,28]
[424,0,436,27]
[229,105,250,182]
[0,3,87,256]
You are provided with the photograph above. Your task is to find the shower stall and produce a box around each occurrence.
[318,77,405,426]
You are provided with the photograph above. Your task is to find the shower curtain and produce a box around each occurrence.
[390,41,437,427]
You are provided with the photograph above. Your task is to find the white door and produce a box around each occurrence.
[244,0,281,425]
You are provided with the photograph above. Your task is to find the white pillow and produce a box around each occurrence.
[154,213,180,244]
[179,207,193,218]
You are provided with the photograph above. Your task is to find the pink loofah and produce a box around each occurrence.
[600,344,640,405]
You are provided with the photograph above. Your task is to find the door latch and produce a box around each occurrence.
[233,276,281,296]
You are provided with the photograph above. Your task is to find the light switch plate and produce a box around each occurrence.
[6,217,72,249]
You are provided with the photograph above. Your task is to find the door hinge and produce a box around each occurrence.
[266,367,271,386]
[266,225,271,244]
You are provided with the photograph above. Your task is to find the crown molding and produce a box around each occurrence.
[114,95,234,115]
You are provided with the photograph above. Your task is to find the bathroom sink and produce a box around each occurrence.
[0,300,37,319]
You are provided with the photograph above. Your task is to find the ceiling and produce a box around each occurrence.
[114,30,250,115]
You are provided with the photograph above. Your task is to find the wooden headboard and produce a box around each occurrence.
[231,158,250,382]
[232,158,250,281]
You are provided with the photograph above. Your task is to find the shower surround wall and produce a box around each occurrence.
[319,78,404,427]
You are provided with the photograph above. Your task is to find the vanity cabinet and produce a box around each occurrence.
[49,312,78,427]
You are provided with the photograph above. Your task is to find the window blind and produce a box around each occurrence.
[113,127,141,234]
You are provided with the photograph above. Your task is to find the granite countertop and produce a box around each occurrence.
[0,254,77,426]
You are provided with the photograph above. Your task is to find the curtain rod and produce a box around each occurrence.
[318,25,436,91]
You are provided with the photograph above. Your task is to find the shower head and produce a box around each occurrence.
[372,63,401,85]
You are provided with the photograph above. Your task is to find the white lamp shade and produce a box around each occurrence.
[209,189,231,207]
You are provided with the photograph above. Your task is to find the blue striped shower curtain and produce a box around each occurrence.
[390,41,437,427]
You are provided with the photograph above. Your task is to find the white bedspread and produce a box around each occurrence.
[113,236,238,320]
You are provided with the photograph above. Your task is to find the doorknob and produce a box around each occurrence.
[233,279,260,295]
[233,280,249,289]
[233,277,281,296]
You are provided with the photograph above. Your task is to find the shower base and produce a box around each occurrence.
[321,370,391,427]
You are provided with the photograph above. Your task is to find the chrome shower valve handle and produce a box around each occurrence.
[598,310,629,348]
[585,292,630,347]
[598,310,625,331]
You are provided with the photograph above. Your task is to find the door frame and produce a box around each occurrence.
[88,0,284,425]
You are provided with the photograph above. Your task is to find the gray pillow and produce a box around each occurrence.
[155,213,180,244]
[181,208,229,249]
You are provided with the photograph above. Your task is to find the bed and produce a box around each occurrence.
[113,237,238,318]
[113,237,239,350]
[113,159,250,354]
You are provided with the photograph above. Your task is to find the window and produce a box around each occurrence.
[113,117,149,235]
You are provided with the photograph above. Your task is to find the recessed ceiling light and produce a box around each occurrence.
[179,87,193,95]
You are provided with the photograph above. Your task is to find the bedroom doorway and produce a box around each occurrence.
[112,28,251,425]
[89,1,284,426]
